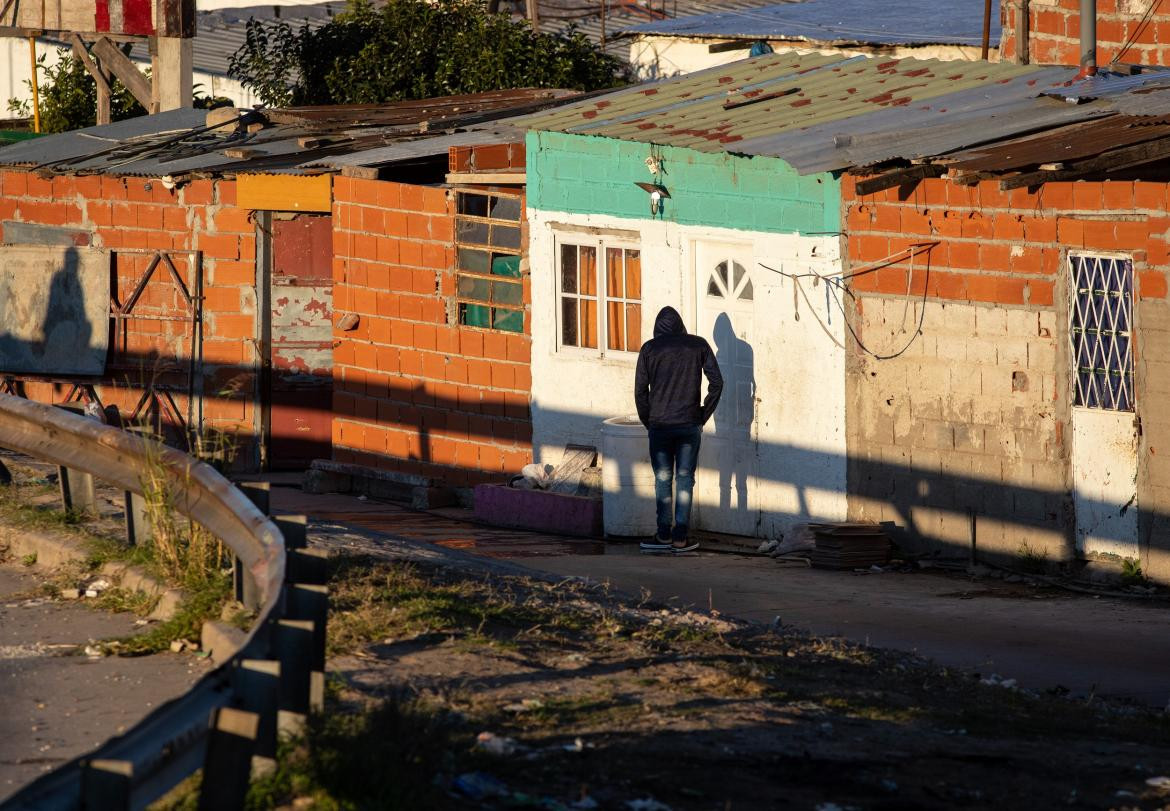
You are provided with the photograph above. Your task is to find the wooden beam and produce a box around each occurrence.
[70,35,113,125]
[237,173,332,212]
[445,171,526,185]
[708,40,752,53]
[854,164,946,196]
[91,37,152,111]
[999,137,1170,190]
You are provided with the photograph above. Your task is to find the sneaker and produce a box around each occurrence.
[671,538,699,554]
[640,538,672,552]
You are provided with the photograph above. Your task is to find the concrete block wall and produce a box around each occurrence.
[0,171,259,458]
[1000,0,1170,66]
[526,130,839,235]
[843,174,1170,579]
[330,177,533,486]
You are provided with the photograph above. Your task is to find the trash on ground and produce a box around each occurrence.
[806,523,891,569]
[453,772,509,800]
[475,731,523,756]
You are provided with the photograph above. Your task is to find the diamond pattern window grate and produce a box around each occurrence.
[1069,254,1134,412]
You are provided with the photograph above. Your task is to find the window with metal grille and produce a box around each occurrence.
[1069,253,1134,412]
[454,190,524,333]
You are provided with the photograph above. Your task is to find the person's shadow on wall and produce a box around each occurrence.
[0,248,93,374]
[712,311,755,516]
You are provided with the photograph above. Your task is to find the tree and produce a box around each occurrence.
[10,48,232,133]
[228,0,627,108]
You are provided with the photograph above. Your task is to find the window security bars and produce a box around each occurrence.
[1069,254,1134,412]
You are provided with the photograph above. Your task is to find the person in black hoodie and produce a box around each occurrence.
[634,306,723,553]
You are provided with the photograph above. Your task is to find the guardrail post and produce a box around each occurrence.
[124,490,151,546]
[286,584,328,712]
[274,618,314,737]
[234,482,270,609]
[273,514,306,549]
[197,707,260,811]
[53,404,97,516]
[81,758,133,810]
[234,659,281,763]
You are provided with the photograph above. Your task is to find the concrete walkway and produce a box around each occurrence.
[269,485,1170,706]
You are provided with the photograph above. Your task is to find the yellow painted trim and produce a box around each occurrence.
[237,173,333,212]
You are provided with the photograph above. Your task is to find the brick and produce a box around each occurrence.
[214,314,255,339]
[200,233,241,259]
[214,208,254,233]
[467,359,492,386]
[1102,181,1135,210]
[1029,280,1056,307]
[483,332,508,360]
[1140,269,1168,299]
[1072,182,1102,211]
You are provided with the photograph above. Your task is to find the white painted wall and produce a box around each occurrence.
[627,37,995,81]
[527,206,849,539]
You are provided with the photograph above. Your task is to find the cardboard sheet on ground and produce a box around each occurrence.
[0,246,110,375]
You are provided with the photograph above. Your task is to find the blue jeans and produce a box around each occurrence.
[648,425,702,541]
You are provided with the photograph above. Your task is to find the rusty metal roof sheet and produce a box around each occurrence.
[516,52,1048,153]
[0,89,575,177]
[945,115,1170,172]
[620,0,1001,46]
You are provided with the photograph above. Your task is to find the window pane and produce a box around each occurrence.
[490,225,521,250]
[457,219,490,244]
[732,261,745,288]
[606,247,624,297]
[494,308,523,333]
[562,297,578,346]
[458,193,489,217]
[739,279,754,301]
[580,246,597,295]
[626,303,641,351]
[707,277,723,297]
[492,254,521,277]
[716,261,728,287]
[457,274,491,302]
[457,247,490,274]
[581,299,598,349]
[607,300,624,350]
[561,245,577,293]
[490,195,521,221]
[460,302,491,328]
[493,279,523,305]
[625,250,642,301]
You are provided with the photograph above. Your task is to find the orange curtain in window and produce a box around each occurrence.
[580,246,598,348]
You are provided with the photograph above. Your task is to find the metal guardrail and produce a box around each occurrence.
[0,394,329,811]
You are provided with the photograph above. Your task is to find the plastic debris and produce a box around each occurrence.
[626,800,672,811]
[562,737,585,753]
[83,645,104,658]
[453,772,509,800]
[757,539,779,554]
[981,674,1018,689]
[476,731,522,757]
[503,698,545,713]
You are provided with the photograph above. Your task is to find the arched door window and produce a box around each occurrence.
[706,259,753,301]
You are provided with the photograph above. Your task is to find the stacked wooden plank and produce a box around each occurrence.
[807,523,891,569]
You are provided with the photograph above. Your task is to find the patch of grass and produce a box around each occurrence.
[20,552,36,566]
[106,570,230,655]
[1015,542,1049,575]
[1121,557,1146,586]
[92,586,160,616]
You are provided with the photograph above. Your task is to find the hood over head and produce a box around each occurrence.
[653,306,687,338]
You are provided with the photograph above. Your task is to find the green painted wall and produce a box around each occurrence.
[526,130,840,235]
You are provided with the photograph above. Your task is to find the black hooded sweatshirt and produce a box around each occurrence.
[634,306,723,429]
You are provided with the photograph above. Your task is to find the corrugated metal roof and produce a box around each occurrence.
[1042,68,1170,101]
[518,52,1046,153]
[945,115,1170,172]
[734,65,1090,172]
[619,0,1000,46]
[0,90,568,177]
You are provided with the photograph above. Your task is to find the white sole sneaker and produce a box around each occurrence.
[671,541,699,554]
[640,540,672,553]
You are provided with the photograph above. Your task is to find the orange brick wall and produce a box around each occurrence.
[0,171,260,461]
[1001,0,1170,66]
[845,176,1170,305]
[330,177,532,486]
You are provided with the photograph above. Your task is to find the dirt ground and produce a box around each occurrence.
[242,548,1170,811]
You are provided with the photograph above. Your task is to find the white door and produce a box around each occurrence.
[694,242,760,536]
[1069,253,1139,559]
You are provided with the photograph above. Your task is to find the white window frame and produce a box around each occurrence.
[555,235,642,359]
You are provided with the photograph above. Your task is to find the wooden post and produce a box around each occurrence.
[27,37,39,133]
[528,0,539,31]
[287,584,328,712]
[234,482,270,608]
[234,659,281,761]
[275,619,314,737]
[155,36,193,111]
[81,759,133,810]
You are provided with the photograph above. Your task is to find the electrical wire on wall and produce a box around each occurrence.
[759,241,939,360]
[1110,0,1163,65]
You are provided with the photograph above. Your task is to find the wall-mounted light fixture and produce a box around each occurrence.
[634,181,670,216]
